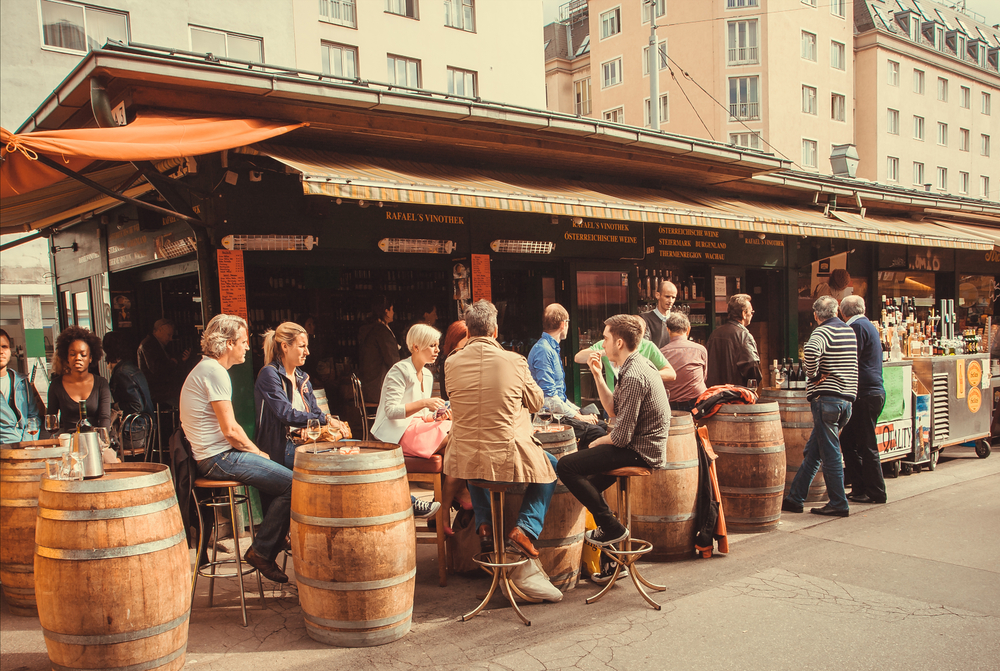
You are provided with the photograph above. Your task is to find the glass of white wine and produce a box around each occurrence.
[306,419,321,454]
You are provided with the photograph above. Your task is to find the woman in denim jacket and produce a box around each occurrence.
[254,322,344,468]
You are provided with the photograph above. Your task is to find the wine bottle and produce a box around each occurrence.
[76,400,93,433]
[797,362,807,389]
[782,359,792,390]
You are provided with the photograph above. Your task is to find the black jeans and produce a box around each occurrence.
[556,444,650,529]
[563,416,609,451]
[841,393,887,502]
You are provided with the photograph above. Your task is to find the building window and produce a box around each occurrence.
[982,134,991,157]
[600,7,621,39]
[937,122,948,146]
[887,108,899,135]
[887,60,899,86]
[830,0,845,18]
[913,115,924,140]
[443,0,474,31]
[981,176,991,199]
[936,167,947,190]
[726,0,758,7]
[643,93,670,127]
[959,171,969,194]
[190,26,263,62]
[913,162,924,186]
[913,69,924,94]
[802,86,817,115]
[319,0,356,28]
[387,54,421,87]
[642,0,666,23]
[446,67,477,97]
[960,128,970,152]
[960,86,971,109]
[802,139,818,168]
[830,40,846,70]
[831,93,846,121]
[602,58,622,88]
[729,76,760,120]
[727,20,758,65]
[730,132,762,149]
[801,31,817,61]
[603,107,624,123]
[643,39,668,75]
[887,156,900,182]
[983,92,992,115]
[39,0,128,53]
[802,0,817,6]
[386,0,418,19]
[321,42,357,79]
[937,77,948,102]
[574,78,592,115]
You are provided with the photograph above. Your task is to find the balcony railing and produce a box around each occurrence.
[729,101,760,120]
[727,46,759,65]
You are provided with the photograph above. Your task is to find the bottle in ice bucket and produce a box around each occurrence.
[76,400,93,433]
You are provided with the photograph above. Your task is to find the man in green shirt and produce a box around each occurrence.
[574,337,675,389]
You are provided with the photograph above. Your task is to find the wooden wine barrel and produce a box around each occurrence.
[631,412,699,561]
[0,444,67,616]
[705,403,786,533]
[34,463,191,670]
[291,441,415,647]
[759,389,827,502]
[503,426,585,591]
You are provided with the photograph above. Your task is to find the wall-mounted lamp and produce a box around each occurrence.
[379,238,454,254]
[490,240,555,255]
[222,235,319,251]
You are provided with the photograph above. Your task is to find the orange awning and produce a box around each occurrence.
[1,114,305,199]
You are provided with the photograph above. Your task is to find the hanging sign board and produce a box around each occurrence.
[471,253,491,303]
[217,249,248,321]
[654,226,784,267]
[52,219,106,283]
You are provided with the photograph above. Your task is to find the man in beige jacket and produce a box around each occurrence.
[444,300,558,558]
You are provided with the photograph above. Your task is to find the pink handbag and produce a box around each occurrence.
[399,417,452,459]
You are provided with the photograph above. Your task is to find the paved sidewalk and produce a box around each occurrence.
[2,446,998,671]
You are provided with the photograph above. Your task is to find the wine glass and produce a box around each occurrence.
[25,418,40,442]
[536,402,553,429]
[548,398,566,427]
[306,418,321,453]
[45,414,60,436]
[95,427,111,459]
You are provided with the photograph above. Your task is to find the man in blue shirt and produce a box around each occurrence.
[527,303,606,450]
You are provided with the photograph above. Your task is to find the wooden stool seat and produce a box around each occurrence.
[586,470,664,610]
[603,467,651,478]
[194,477,244,489]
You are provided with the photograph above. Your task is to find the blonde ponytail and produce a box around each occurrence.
[262,322,307,368]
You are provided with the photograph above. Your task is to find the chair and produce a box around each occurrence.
[191,478,266,627]
[405,454,449,587]
[118,412,155,461]
[462,481,541,626]
[586,467,665,610]
[349,374,378,440]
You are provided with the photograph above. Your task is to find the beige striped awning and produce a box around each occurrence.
[251,145,993,250]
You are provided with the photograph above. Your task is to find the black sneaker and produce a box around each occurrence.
[585,522,629,547]
[590,553,628,584]
[412,497,441,519]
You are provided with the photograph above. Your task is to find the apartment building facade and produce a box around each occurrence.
[0,0,545,130]
[544,0,998,197]
[854,0,999,199]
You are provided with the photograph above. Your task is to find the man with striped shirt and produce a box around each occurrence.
[783,296,858,517]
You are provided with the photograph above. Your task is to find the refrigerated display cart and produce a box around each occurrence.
[910,354,992,463]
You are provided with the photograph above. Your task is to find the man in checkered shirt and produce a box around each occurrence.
[557,314,671,547]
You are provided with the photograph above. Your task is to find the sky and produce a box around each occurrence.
[541,0,998,29]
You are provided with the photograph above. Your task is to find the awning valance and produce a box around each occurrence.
[252,145,994,250]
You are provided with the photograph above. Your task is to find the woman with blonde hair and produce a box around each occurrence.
[372,323,469,528]
[254,321,342,468]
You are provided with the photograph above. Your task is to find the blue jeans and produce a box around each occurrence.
[468,452,558,540]
[196,449,293,561]
[787,396,853,511]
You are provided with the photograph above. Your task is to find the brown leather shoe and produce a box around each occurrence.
[506,526,540,558]
[244,546,289,583]
[478,523,494,554]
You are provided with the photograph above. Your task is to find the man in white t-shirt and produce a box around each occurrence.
[180,314,292,583]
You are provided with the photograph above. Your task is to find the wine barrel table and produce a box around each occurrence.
[759,389,827,502]
[0,443,68,616]
[503,426,585,591]
[704,403,786,533]
[34,463,191,670]
[291,441,415,647]
[631,411,699,561]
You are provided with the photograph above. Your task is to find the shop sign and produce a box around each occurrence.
[107,219,196,272]
[217,249,248,321]
[907,247,954,272]
[876,418,912,460]
[967,359,983,389]
[471,253,491,303]
[878,243,907,269]
[967,386,982,413]
[384,210,466,225]
[654,226,784,266]
[956,358,966,399]
[52,219,106,283]
[556,219,643,259]
[956,247,1000,272]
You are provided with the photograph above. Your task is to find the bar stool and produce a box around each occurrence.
[462,481,541,626]
[586,467,665,610]
[191,478,265,627]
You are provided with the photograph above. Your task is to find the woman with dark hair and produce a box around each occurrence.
[48,325,111,432]
[358,295,400,404]
[439,320,468,401]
